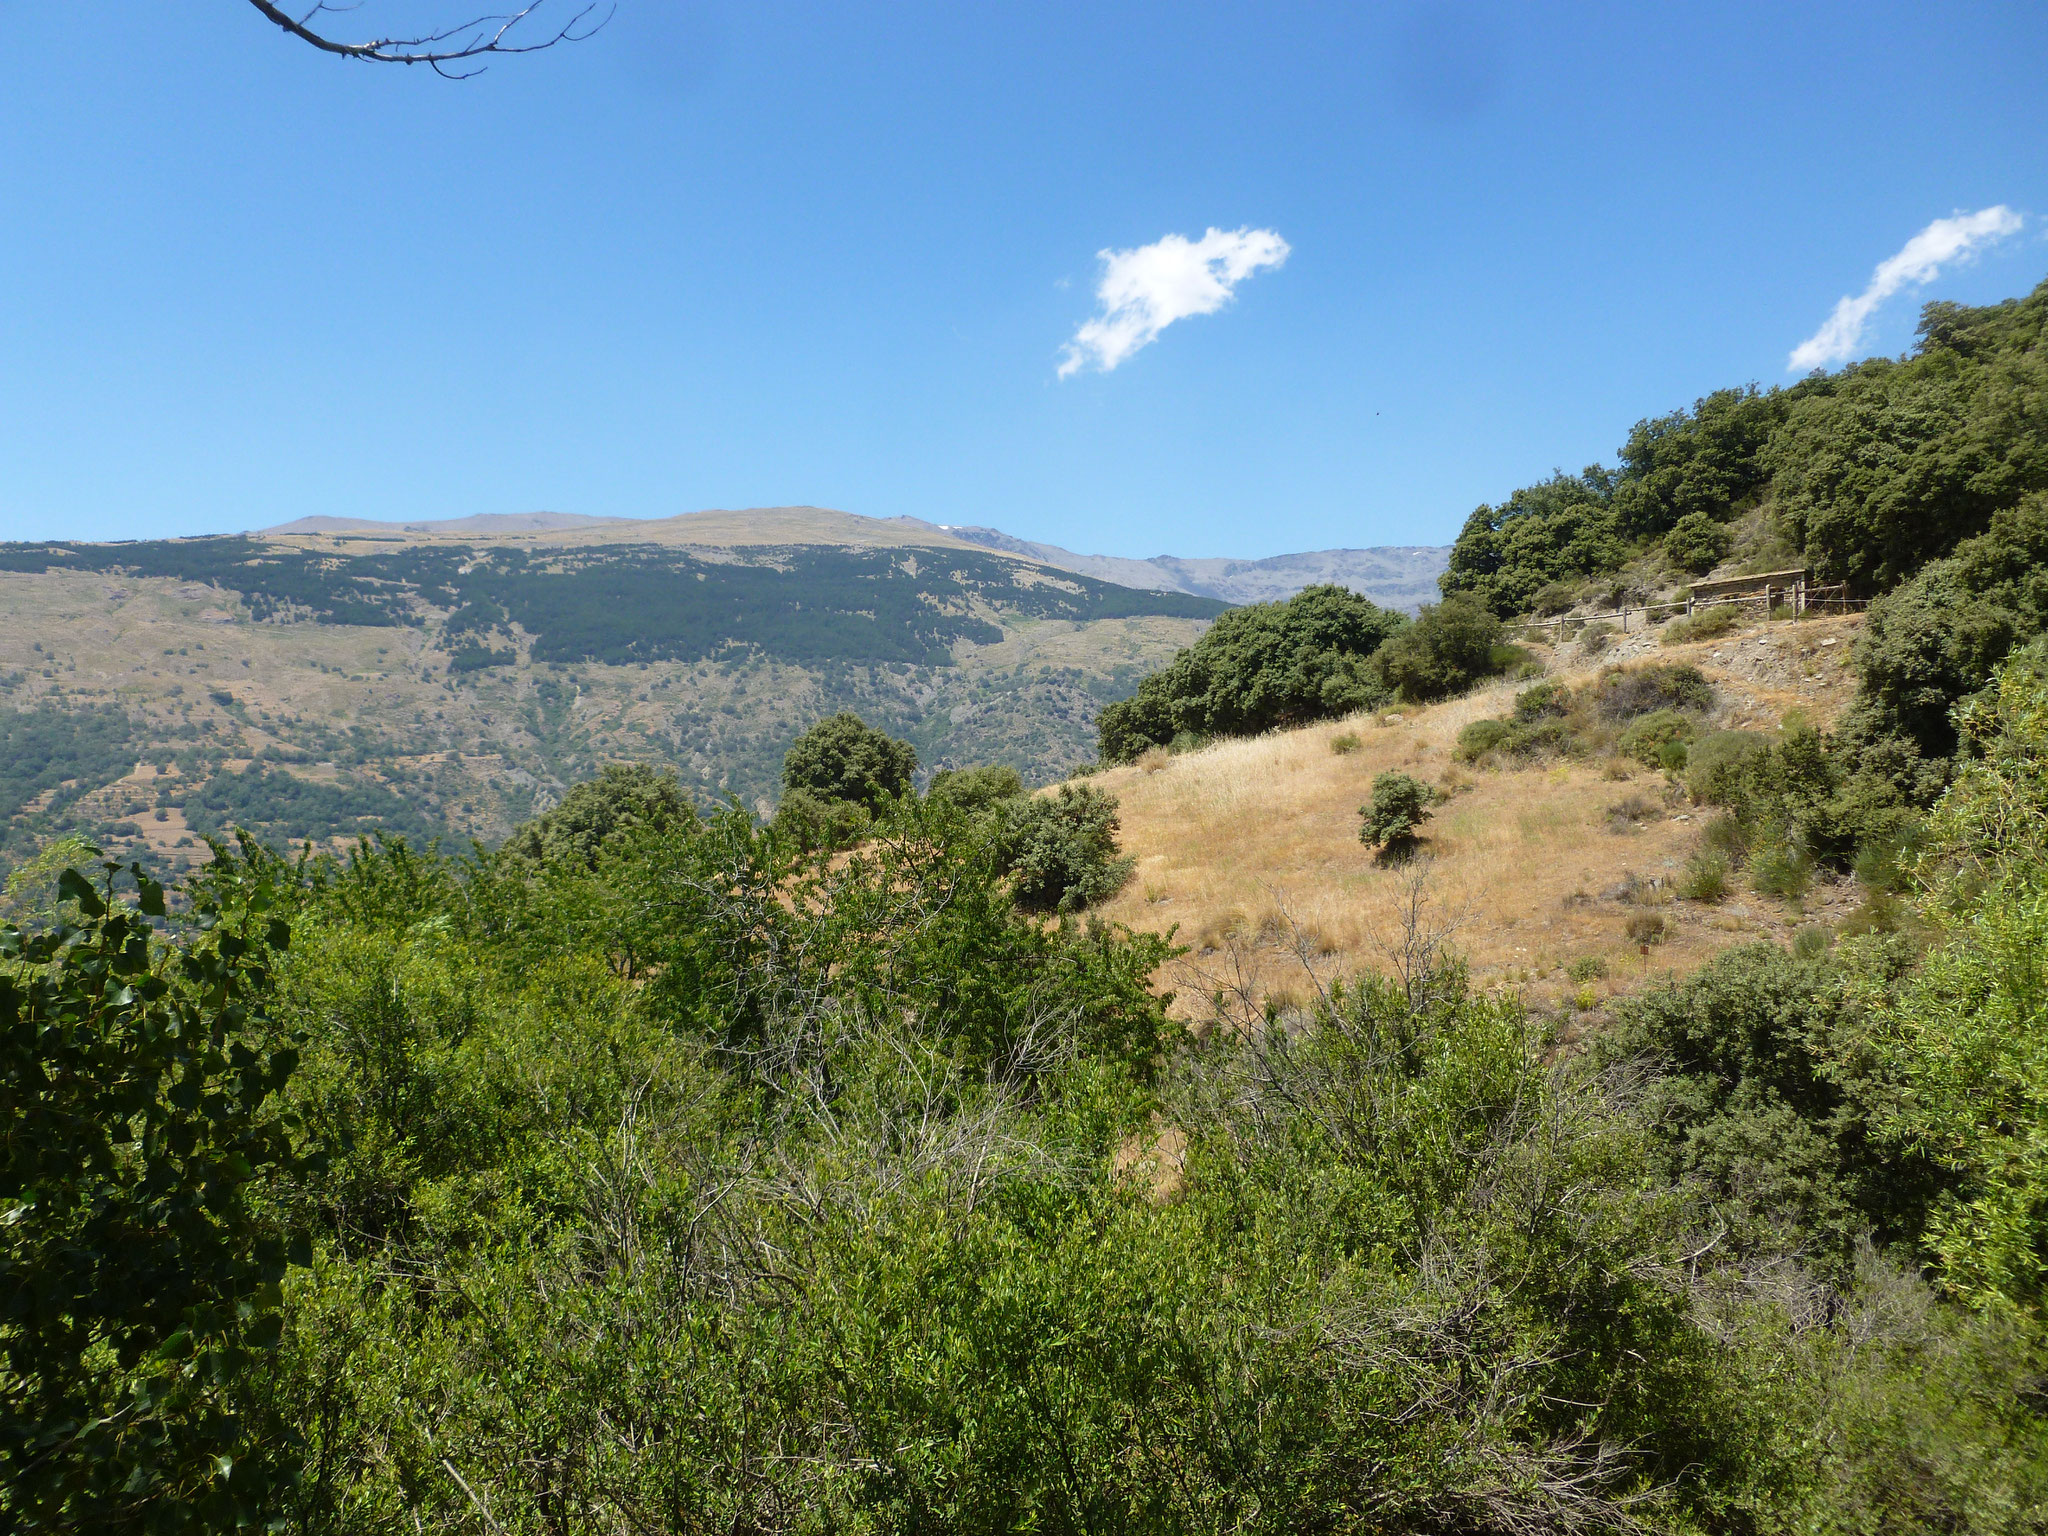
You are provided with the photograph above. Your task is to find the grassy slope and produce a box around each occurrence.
[1089,607,1868,1025]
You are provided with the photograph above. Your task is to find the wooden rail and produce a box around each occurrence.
[1513,581,1864,637]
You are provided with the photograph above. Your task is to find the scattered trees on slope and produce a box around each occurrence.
[1096,585,1404,762]
[16,657,2048,1527]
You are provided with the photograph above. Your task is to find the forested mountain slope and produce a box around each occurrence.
[0,521,1221,869]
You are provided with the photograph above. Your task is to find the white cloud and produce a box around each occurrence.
[1058,226,1290,378]
[1789,206,2023,372]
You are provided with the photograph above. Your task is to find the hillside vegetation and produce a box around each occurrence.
[1093,606,1869,1021]
[13,630,2048,1532]
[0,519,1221,870]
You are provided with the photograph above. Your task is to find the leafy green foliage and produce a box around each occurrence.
[1612,385,1785,539]
[925,762,1025,815]
[1876,651,2048,1309]
[781,711,918,811]
[1600,941,1936,1271]
[499,762,695,870]
[1439,469,1623,617]
[1359,770,1434,849]
[1771,283,2048,593]
[1618,708,1698,767]
[1846,492,2048,762]
[995,784,1135,912]
[1,859,308,1531]
[1369,592,1510,702]
[1664,510,1733,574]
[183,764,442,851]
[1095,585,1403,762]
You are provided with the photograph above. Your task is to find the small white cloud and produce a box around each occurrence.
[1058,226,1289,378]
[1789,206,2023,372]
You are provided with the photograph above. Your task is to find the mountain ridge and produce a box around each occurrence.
[253,506,1451,612]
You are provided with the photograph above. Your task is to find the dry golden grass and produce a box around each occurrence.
[1088,612,1870,1022]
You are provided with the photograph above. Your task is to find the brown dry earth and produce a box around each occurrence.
[1088,610,1869,1029]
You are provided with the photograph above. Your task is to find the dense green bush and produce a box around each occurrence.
[1591,661,1714,720]
[1359,770,1434,850]
[1844,492,2048,762]
[1096,585,1403,762]
[781,711,918,811]
[1770,282,2047,594]
[1599,941,1935,1270]
[1369,593,1510,702]
[1618,707,1698,767]
[1512,679,1572,720]
[500,762,694,869]
[1611,385,1785,539]
[1663,510,1733,574]
[1439,469,1623,617]
[995,784,1135,912]
[2,861,308,1529]
[1453,714,1575,764]
[925,762,1025,815]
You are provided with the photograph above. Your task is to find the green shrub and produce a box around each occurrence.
[1618,708,1698,767]
[1359,770,1434,850]
[1453,719,1511,763]
[1595,942,1939,1269]
[502,762,695,870]
[1512,680,1572,721]
[1657,738,1690,773]
[1687,730,1772,804]
[1454,715,1576,766]
[1791,925,1833,960]
[1612,384,1783,539]
[1771,284,2048,594]
[1680,849,1730,901]
[1664,511,1734,574]
[1531,581,1577,617]
[1,862,309,1528]
[1370,594,1507,702]
[1624,911,1668,944]
[1439,469,1624,618]
[1567,955,1607,982]
[995,784,1135,912]
[1095,585,1402,761]
[1661,604,1744,646]
[1592,662,1714,721]
[782,712,918,811]
[926,763,1025,816]
[772,784,871,852]
[1329,731,1362,756]
[1750,840,1813,900]
[1843,492,2048,762]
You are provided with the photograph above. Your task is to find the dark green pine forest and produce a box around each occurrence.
[8,274,2048,1534]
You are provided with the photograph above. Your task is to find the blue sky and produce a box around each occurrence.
[1,1,2044,557]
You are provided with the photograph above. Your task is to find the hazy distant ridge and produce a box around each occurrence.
[916,522,1449,612]
[259,508,1450,611]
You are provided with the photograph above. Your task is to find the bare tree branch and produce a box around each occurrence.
[245,1,610,77]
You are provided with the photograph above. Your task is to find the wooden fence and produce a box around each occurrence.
[1513,580,1864,638]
